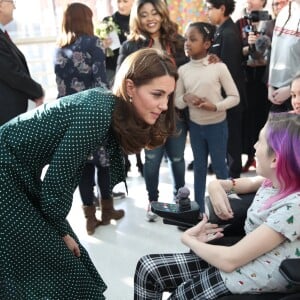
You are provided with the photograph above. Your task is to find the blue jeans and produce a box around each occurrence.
[144,111,188,202]
[189,119,228,212]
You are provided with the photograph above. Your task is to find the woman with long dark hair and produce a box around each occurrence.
[0,48,178,299]
[117,0,189,221]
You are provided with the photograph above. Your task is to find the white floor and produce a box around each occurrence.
[67,144,255,299]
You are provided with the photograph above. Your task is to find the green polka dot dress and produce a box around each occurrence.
[0,88,125,299]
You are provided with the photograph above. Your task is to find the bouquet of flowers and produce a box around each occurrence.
[95,17,121,57]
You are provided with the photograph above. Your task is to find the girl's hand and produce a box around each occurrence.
[208,180,234,220]
[183,214,224,243]
[63,234,81,257]
[195,98,217,111]
[210,191,234,220]
[183,93,203,105]
[183,94,217,111]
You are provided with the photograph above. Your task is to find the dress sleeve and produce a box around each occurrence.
[40,98,110,236]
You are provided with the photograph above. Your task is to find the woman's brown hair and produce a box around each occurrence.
[112,48,178,154]
[128,0,181,55]
[57,2,94,47]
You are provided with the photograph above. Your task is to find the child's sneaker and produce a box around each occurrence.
[146,203,158,222]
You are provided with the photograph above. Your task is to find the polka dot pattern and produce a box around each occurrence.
[0,88,125,299]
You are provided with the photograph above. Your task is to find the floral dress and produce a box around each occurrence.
[54,35,108,98]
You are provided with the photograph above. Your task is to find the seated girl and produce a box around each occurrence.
[134,112,300,299]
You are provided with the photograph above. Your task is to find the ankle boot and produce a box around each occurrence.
[82,205,102,235]
[101,197,125,225]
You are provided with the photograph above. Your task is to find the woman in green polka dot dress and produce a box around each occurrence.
[0,48,178,299]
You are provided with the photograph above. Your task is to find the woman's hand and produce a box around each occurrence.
[269,86,290,105]
[63,234,81,257]
[208,54,221,64]
[101,37,112,49]
[182,214,224,244]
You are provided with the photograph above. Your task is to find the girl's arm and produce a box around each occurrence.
[215,63,240,111]
[207,177,264,220]
[181,217,285,273]
[209,176,264,195]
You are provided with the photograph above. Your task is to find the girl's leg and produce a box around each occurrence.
[134,252,230,300]
[168,264,231,300]
[207,120,229,180]
[189,121,208,212]
[143,146,164,202]
[165,117,188,196]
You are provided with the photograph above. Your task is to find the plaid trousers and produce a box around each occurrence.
[134,252,231,300]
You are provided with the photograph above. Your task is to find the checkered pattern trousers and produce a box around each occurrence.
[134,252,231,300]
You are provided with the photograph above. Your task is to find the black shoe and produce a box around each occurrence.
[187,161,194,171]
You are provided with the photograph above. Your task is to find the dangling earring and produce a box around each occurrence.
[129,97,132,103]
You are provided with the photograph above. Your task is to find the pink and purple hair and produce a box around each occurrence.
[262,112,300,209]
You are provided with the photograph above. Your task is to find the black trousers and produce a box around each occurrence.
[79,163,110,205]
[242,66,270,158]
[227,105,243,178]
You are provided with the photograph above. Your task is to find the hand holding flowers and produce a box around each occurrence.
[94,17,121,57]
